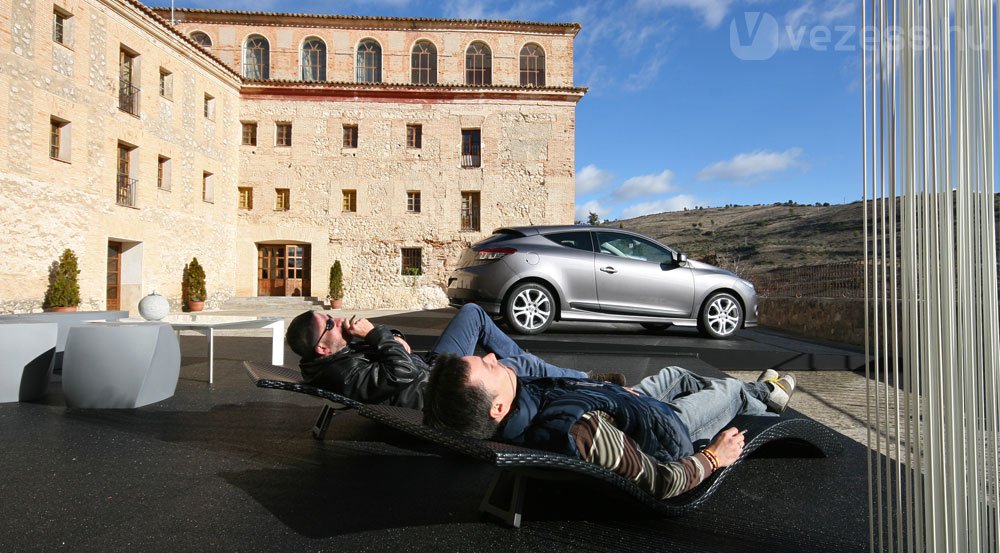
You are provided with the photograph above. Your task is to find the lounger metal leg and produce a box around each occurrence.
[480,470,526,528]
[312,403,337,440]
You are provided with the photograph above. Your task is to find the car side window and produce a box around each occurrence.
[544,231,594,252]
[596,232,672,264]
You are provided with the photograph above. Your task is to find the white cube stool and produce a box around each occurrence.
[0,322,57,403]
[63,323,180,409]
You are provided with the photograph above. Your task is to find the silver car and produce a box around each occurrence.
[446,225,759,338]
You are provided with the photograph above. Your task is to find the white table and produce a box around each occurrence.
[124,315,284,384]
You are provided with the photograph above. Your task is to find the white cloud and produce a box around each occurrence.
[620,195,698,219]
[636,0,733,28]
[614,169,677,200]
[574,199,612,222]
[576,164,616,195]
[696,148,804,183]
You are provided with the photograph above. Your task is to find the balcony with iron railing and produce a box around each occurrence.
[117,173,137,207]
[118,80,139,116]
[461,154,481,168]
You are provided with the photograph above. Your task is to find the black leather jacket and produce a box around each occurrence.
[298,325,430,409]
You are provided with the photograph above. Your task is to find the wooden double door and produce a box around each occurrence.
[258,244,310,297]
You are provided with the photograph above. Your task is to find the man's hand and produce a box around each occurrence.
[393,336,412,353]
[707,427,746,468]
[343,316,374,339]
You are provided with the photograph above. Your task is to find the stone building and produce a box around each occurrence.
[0,0,585,313]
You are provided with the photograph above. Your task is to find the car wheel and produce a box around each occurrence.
[640,323,671,331]
[503,282,555,335]
[698,292,743,339]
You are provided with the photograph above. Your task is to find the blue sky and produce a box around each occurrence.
[166,0,862,221]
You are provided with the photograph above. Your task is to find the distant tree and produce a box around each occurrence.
[587,211,600,226]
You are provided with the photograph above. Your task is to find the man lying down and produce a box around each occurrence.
[422,353,797,499]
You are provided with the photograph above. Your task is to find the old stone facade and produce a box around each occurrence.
[0,1,584,313]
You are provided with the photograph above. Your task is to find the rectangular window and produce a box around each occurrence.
[461,129,481,167]
[241,122,257,146]
[118,47,139,116]
[53,8,71,45]
[461,191,481,231]
[275,188,290,211]
[342,189,357,212]
[203,93,215,120]
[157,156,171,190]
[49,117,70,161]
[406,191,421,213]
[401,248,422,275]
[276,122,292,146]
[159,68,172,99]
[202,171,214,203]
[406,124,422,148]
[343,124,358,148]
[116,142,137,207]
[238,187,253,210]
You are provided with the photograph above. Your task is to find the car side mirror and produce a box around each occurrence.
[672,252,687,265]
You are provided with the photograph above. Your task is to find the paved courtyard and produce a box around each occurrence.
[1,304,876,552]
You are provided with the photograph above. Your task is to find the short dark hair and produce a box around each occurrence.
[423,353,500,440]
[286,310,320,360]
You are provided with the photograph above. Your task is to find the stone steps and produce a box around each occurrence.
[220,296,326,310]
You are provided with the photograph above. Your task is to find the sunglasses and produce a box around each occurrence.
[314,315,335,350]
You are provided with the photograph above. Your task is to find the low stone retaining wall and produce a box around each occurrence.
[758,297,866,347]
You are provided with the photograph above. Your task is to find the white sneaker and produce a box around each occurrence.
[763,373,796,413]
[757,369,779,383]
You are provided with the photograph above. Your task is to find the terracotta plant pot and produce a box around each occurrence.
[330,299,343,309]
[48,306,78,312]
[186,300,205,312]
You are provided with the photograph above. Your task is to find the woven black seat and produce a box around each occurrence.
[243,361,362,439]
[358,403,843,527]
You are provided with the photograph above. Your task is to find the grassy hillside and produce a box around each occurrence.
[611,195,1000,275]
[612,201,866,272]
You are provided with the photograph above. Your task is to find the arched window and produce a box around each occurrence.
[301,37,326,81]
[411,40,437,85]
[519,43,545,87]
[190,31,212,48]
[355,39,382,83]
[465,42,492,86]
[244,35,269,80]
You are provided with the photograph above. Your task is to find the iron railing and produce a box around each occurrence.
[118,80,139,116]
[116,173,137,207]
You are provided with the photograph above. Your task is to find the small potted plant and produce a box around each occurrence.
[182,257,207,312]
[328,260,344,309]
[43,248,81,312]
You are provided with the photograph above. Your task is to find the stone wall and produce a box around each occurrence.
[236,96,577,308]
[0,0,241,313]
[163,13,576,87]
[0,1,582,314]
[759,297,866,347]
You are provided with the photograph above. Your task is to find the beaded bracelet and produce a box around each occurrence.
[702,448,720,472]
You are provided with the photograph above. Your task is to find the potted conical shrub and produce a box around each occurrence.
[328,260,344,309]
[43,248,81,312]
[183,257,207,312]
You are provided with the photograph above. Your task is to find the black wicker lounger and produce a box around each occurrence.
[243,361,362,439]
[358,403,843,527]
[244,360,843,527]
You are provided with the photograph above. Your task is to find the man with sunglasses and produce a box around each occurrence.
[285,303,619,409]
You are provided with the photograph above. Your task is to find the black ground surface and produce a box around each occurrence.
[1,312,871,553]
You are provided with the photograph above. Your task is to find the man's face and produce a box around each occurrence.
[462,353,512,399]
[312,312,348,355]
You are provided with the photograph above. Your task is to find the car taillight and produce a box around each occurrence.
[476,247,516,261]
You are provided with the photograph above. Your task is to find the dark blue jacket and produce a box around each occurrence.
[495,377,694,462]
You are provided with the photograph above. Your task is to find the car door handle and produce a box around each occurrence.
[600,266,618,274]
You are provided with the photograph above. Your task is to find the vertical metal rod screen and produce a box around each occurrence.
[864,1,999,551]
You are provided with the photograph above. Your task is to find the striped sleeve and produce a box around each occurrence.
[569,410,713,500]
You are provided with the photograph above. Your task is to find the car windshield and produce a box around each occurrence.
[596,232,672,264]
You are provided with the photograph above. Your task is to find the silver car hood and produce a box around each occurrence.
[684,259,738,278]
